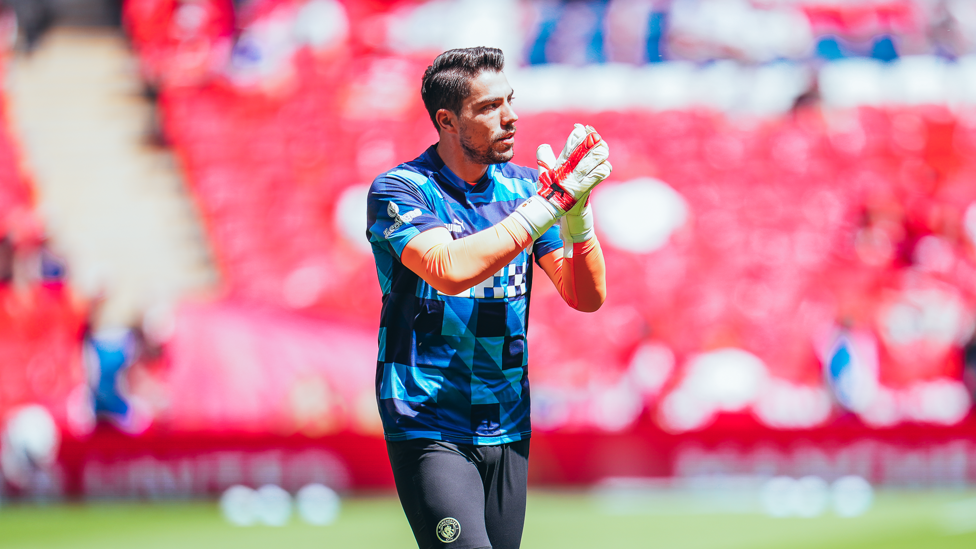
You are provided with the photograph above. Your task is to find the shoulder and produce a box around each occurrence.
[490,162,540,198]
[369,152,439,195]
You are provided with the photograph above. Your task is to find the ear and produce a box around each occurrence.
[435,109,458,135]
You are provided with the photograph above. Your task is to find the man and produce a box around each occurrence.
[366,46,610,549]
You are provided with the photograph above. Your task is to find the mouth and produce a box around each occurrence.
[497,132,516,145]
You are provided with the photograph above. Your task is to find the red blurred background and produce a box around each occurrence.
[3,0,976,500]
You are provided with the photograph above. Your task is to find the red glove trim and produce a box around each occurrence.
[537,132,603,212]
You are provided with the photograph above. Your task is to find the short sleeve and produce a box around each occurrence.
[367,173,446,259]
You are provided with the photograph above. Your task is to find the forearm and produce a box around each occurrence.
[403,217,533,295]
[550,239,606,312]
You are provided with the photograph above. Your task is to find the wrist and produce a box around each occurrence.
[564,204,595,243]
[512,195,560,240]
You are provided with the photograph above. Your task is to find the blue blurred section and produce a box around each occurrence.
[585,0,608,64]
[646,11,667,63]
[871,36,899,62]
[816,36,846,61]
[87,329,135,417]
[522,0,960,65]
[527,5,561,65]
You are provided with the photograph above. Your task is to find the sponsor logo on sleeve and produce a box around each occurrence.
[383,201,422,238]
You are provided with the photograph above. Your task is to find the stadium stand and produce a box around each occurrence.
[113,0,976,437]
[0,52,88,435]
[2,0,964,496]
[6,28,217,328]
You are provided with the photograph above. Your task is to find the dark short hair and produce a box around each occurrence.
[421,47,505,131]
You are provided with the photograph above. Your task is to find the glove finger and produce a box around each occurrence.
[557,123,589,165]
[571,140,610,179]
[561,132,606,179]
[536,143,556,175]
[583,160,612,188]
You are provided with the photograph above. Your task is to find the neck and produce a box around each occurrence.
[436,138,488,184]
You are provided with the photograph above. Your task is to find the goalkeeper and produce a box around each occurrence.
[366,46,610,549]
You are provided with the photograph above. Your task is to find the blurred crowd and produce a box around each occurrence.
[4,0,976,497]
[527,0,976,65]
[109,0,976,434]
[116,0,976,84]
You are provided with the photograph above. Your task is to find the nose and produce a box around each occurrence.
[501,100,518,126]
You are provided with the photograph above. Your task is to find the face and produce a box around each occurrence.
[454,70,518,165]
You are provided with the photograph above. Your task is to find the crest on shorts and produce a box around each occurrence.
[436,517,461,543]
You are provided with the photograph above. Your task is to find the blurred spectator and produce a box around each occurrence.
[945,0,976,55]
[83,324,152,433]
[669,0,813,63]
[518,0,976,67]
[926,1,965,58]
[0,404,60,497]
[964,334,976,399]
[118,0,976,439]
[0,210,66,290]
[37,243,67,286]
[603,0,664,64]
[2,0,54,52]
[0,235,13,284]
[109,0,125,26]
[226,0,348,91]
[123,0,235,88]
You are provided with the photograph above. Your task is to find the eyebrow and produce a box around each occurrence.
[472,90,515,109]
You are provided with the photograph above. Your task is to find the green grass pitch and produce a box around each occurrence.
[2,490,976,548]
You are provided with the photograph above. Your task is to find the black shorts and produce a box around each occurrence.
[387,438,530,549]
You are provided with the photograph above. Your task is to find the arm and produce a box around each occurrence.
[534,129,608,312]
[538,238,606,313]
[368,172,553,296]
[374,125,610,296]
[396,125,610,295]
[400,218,533,296]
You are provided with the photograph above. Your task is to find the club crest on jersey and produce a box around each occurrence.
[436,517,461,543]
[384,201,421,238]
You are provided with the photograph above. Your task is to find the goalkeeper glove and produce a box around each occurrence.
[513,124,611,240]
[536,141,596,253]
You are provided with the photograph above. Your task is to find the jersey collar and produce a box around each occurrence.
[426,144,495,194]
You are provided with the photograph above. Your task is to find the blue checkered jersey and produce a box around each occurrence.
[366,145,563,445]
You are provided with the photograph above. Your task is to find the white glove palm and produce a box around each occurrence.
[537,143,595,252]
[536,124,611,214]
[512,124,611,241]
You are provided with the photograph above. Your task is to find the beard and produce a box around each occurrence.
[459,124,516,165]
